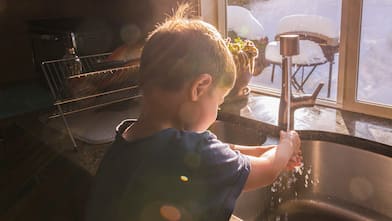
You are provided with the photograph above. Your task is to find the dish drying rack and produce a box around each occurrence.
[41,53,141,150]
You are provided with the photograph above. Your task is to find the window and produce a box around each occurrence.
[341,0,392,119]
[357,0,392,107]
[200,0,392,119]
[226,0,342,101]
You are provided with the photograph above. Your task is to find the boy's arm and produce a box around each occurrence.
[242,131,301,192]
[229,144,276,157]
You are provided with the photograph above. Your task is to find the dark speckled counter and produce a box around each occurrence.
[218,93,392,156]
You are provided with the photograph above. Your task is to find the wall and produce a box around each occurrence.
[200,0,226,35]
[0,0,198,87]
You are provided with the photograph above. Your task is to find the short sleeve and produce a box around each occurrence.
[197,131,251,218]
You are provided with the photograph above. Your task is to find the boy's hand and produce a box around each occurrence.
[243,130,302,191]
[286,149,303,170]
[279,130,302,170]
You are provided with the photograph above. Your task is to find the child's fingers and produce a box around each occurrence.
[280,130,301,151]
[290,131,301,147]
[288,152,303,166]
[294,148,303,156]
[279,130,288,140]
[286,160,302,171]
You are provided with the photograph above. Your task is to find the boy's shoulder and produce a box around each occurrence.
[115,118,218,142]
[114,118,247,160]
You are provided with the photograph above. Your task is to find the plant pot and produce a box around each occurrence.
[225,38,258,103]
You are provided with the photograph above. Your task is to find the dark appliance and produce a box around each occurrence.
[30,17,141,150]
[28,17,121,74]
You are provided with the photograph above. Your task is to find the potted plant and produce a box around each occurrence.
[225,37,259,101]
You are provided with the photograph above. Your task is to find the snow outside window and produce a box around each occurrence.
[227,0,342,101]
[357,0,392,106]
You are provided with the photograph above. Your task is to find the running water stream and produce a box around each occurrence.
[265,164,321,221]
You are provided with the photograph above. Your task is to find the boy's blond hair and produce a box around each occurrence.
[139,4,236,92]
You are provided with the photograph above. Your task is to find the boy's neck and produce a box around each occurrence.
[123,88,188,141]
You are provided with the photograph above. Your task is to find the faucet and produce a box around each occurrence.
[278,35,324,130]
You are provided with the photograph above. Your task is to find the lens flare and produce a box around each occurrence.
[160,205,181,221]
[180,175,189,182]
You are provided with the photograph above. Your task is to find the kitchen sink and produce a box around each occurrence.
[208,120,392,220]
[232,140,392,221]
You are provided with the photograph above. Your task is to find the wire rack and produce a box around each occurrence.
[41,53,141,149]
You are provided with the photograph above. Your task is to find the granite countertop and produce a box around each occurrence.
[218,93,392,152]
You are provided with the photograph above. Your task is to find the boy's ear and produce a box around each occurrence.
[190,73,213,101]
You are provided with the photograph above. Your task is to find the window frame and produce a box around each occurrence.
[341,0,392,119]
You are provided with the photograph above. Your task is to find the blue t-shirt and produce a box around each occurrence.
[85,120,250,221]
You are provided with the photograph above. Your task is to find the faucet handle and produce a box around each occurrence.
[311,83,325,99]
[291,82,324,108]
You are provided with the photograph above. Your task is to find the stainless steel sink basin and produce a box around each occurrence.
[208,120,266,146]
[232,140,392,221]
[208,120,392,220]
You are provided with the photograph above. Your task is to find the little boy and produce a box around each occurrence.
[85,4,301,221]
